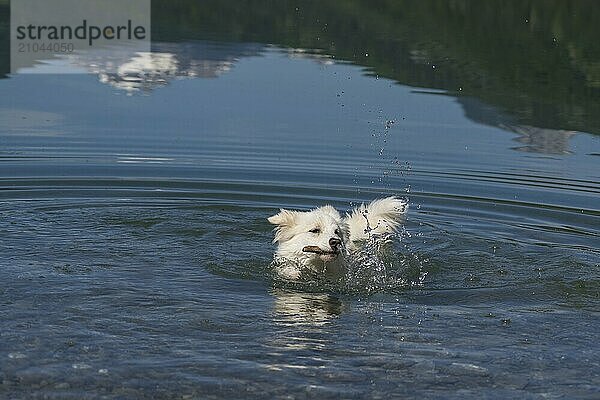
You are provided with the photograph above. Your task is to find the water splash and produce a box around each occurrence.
[342,230,427,294]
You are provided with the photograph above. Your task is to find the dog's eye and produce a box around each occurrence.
[334,228,341,236]
[309,228,321,234]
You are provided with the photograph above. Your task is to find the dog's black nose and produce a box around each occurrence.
[329,237,342,249]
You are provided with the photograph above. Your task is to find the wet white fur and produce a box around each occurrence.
[268,196,407,279]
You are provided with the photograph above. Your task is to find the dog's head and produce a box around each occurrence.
[268,205,348,269]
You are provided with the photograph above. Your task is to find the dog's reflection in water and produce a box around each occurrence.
[271,289,345,328]
[267,289,346,363]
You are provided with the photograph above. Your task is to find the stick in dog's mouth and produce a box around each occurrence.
[302,246,339,255]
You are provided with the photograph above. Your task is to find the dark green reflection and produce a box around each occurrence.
[151,0,600,134]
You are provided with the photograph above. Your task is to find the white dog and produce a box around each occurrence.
[268,196,408,279]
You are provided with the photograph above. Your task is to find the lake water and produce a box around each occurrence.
[1,2,599,399]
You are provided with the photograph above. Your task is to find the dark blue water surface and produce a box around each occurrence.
[1,2,599,399]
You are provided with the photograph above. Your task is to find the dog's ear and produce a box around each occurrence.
[268,209,298,243]
[318,205,341,220]
[268,209,296,227]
